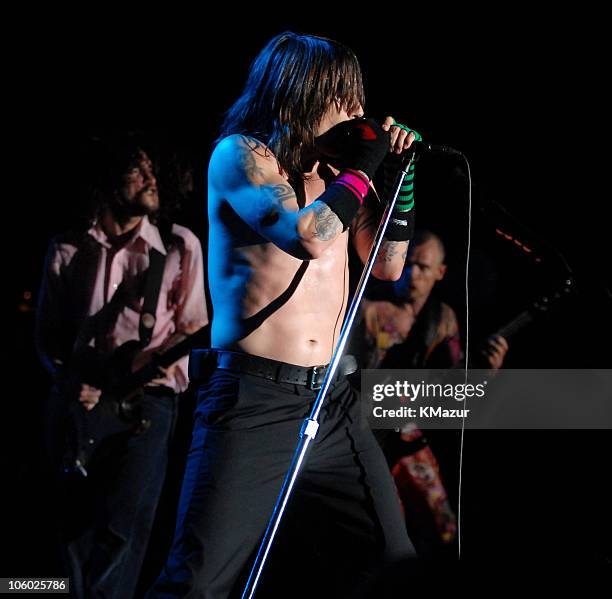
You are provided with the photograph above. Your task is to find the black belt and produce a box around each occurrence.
[189,349,357,391]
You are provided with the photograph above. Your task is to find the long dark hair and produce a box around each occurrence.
[218,31,365,181]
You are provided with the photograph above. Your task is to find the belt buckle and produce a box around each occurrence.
[307,366,323,391]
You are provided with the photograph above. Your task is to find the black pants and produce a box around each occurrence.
[48,388,177,599]
[148,369,416,598]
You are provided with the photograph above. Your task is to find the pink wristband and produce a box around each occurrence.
[334,169,370,205]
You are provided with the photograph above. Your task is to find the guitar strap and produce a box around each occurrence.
[138,248,166,347]
[138,222,175,348]
[380,295,444,369]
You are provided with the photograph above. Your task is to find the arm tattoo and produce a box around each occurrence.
[265,184,296,205]
[237,135,267,181]
[312,203,342,241]
[258,184,297,228]
[377,240,408,263]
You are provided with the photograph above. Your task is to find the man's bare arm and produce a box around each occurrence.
[209,135,344,260]
[350,198,408,281]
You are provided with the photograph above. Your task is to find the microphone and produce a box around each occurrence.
[408,140,463,157]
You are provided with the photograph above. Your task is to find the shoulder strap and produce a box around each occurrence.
[156,219,178,251]
[379,295,444,369]
[138,226,172,348]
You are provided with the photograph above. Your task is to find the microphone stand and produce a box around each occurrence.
[241,150,417,598]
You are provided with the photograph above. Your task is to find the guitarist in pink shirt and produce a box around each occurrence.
[36,139,208,599]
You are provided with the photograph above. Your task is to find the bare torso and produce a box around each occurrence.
[208,170,350,366]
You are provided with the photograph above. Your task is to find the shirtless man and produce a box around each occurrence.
[149,32,418,598]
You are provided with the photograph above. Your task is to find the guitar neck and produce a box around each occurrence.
[119,324,211,392]
[493,310,534,340]
[156,324,211,369]
[490,280,573,342]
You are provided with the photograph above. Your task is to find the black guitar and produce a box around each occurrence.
[62,324,210,478]
[380,279,575,370]
[491,278,574,342]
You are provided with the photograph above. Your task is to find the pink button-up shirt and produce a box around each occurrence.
[38,216,208,393]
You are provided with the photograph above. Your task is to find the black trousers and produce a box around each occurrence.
[148,368,416,598]
[47,387,177,599]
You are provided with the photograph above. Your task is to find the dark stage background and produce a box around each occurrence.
[6,14,611,590]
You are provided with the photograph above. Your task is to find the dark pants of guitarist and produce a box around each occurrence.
[46,385,177,599]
